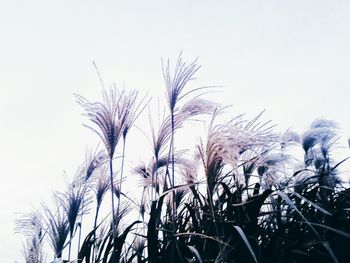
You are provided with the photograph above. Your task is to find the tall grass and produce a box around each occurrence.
[76,87,130,262]
[15,57,350,263]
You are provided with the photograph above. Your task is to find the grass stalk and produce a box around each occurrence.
[109,158,117,262]
[92,204,100,262]
[76,198,84,257]
[116,137,126,226]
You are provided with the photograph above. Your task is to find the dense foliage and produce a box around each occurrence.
[16,57,350,263]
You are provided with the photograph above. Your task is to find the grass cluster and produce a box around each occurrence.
[16,56,350,263]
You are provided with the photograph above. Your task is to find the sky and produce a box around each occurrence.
[1,0,350,261]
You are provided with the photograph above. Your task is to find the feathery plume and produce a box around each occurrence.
[15,211,45,263]
[15,211,44,239]
[22,236,45,263]
[163,54,201,113]
[42,202,70,259]
[94,166,110,210]
[81,149,107,182]
[75,87,127,158]
[55,179,90,260]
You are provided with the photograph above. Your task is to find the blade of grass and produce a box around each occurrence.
[233,226,258,263]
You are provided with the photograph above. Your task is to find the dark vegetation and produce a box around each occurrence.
[15,56,350,263]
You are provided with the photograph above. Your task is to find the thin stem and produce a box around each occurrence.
[207,184,224,260]
[151,166,155,201]
[155,156,159,200]
[151,154,159,201]
[68,235,71,261]
[171,114,176,202]
[109,158,116,262]
[171,111,176,260]
[77,197,85,257]
[116,138,126,224]
[92,204,100,262]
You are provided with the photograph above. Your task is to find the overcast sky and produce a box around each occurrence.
[1,1,350,261]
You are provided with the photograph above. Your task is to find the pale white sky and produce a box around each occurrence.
[1,0,350,261]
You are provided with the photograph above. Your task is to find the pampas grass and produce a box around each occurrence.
[15,57,350,263]
[15,211,45,263]
[42,201,69,260]
[55,178,89,260]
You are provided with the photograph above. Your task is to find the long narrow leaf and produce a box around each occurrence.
[233,226,258,263]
